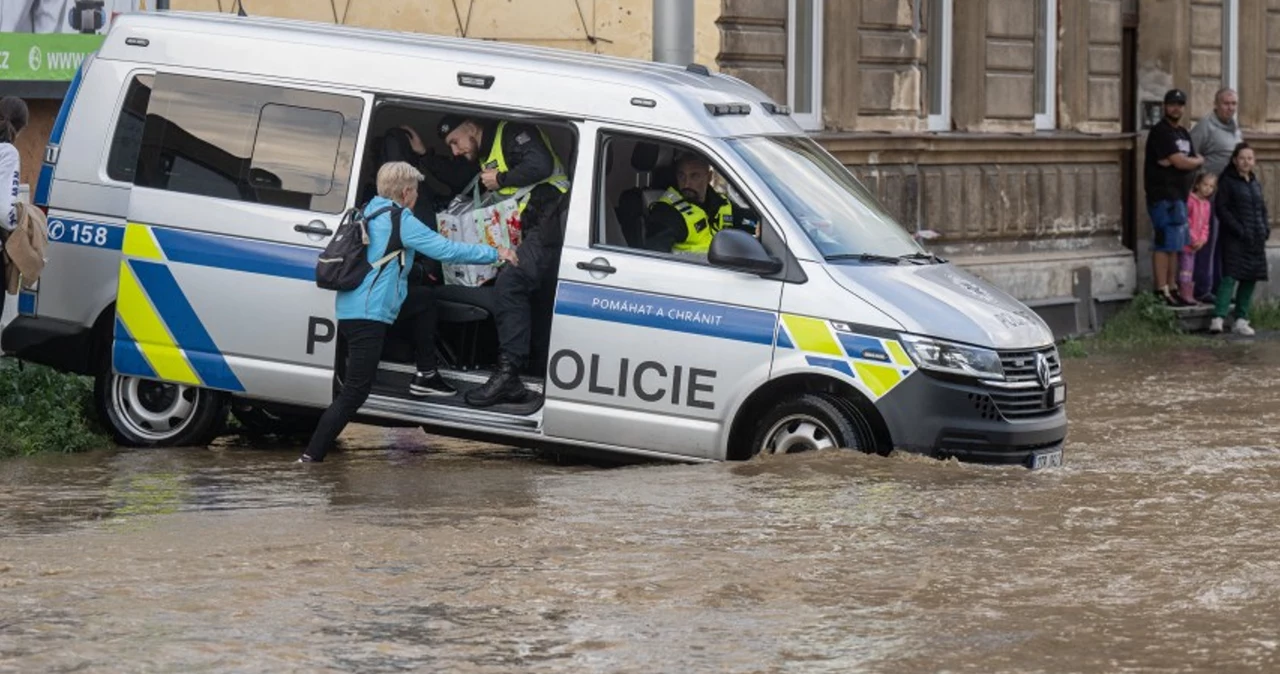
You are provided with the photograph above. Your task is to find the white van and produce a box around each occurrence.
[1,12,1066,468]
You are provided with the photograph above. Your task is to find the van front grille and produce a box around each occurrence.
[999,346,1061,384]
[984,347,1063,419]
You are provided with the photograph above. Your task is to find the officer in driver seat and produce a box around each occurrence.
[644,152,752,255]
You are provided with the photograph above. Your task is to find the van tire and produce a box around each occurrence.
[749,393,873,457]
[94,372,229,447]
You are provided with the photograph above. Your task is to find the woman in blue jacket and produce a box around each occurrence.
[302,162,517,462]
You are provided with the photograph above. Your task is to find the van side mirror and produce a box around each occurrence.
[708,228,783,276]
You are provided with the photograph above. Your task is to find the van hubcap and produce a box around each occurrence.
[760,414,837,455]
[112,375,198,440]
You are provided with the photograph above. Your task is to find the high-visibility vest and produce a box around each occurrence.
[656,187,733,254]
[482,121,571,197]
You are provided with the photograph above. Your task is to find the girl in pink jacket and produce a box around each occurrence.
[1180,172,1216,305]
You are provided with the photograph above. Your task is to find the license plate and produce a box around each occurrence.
[1050,384,1066,406]
[1029,449,1063,470]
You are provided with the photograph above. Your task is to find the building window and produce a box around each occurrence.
[1223,0,1239,91]
[926,0,953,131]
[1034,0,1058,130]
[787,0,824,131]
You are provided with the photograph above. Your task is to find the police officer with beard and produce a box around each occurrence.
[401,116,570,407]
[645,153,746,254]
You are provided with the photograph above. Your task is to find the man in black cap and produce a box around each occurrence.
[1144,88,1204,306]
[401,115,571,407]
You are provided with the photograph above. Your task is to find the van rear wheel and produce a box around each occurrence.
[750,393,875,457]
[95,372,228,447]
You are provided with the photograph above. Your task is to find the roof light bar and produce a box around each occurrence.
[704,102,752,117]
[761,101,791,115]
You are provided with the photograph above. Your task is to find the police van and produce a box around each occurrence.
[1,11,1067,468]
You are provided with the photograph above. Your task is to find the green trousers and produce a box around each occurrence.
[1214,276,1258,320]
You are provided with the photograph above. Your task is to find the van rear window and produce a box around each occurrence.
[106,74,154,183]
[133,73,363,213]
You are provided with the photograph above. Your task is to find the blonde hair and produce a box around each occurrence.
[376,161,424,200]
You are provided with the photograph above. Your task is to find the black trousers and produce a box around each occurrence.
[304,319,386,461]
[0,250,6,317]
[398,284,440,373]
[495,186,565,369]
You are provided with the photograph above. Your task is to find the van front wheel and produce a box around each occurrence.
[95,372,228,447]
[750,393,874,457]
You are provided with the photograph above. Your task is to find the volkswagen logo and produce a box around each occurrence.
[1035,353,1051,390]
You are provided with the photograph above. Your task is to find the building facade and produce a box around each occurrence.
[10,0,1278,336]
[722,0,1280,334]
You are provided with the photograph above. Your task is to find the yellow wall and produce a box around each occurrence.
[170,0,722,69]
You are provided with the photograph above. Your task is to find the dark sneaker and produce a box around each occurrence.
[410,372,457,397]
[297,454,320,463]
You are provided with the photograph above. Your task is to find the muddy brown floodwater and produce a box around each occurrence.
[3,341,1280,673]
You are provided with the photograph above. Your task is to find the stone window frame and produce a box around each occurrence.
[786,0,824,131]
[1034,0,1059,130]
[926,0,954,132]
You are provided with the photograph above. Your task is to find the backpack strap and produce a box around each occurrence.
[370,205,406,270]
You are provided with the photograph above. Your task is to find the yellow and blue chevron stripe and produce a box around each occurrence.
[777,314,915,399]
[112,223,244,392]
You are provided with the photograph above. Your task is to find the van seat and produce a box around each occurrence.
[614,143,673,249]
[433,284,495,323]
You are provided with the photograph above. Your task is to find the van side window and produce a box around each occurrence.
[134,73,363,213]
[105,74,154,183]
[595,132,764,260]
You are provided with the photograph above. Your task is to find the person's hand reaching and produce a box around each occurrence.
[400,125,427,155]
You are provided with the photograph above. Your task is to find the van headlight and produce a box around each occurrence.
[898,335,1004,380]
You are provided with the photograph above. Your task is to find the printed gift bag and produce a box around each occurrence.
[436,180,535,286]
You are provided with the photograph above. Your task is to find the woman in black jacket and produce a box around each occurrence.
[1211,142,1271,335]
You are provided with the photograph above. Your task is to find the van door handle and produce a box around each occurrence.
[576,260,617,275]
[294,222,333,236]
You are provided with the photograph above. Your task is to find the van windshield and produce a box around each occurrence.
[728,135,924,261]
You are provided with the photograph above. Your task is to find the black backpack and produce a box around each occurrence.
[315,203,404,291]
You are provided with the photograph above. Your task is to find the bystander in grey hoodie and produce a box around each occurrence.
[1190,112,1243,177]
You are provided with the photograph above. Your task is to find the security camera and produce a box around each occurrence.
[69,0,106,34]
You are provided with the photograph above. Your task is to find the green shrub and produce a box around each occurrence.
[0,360,112,458]
[1249,299,1280,331]
[1060,292,1209,358]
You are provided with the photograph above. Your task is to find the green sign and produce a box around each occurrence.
[0,33,103,81]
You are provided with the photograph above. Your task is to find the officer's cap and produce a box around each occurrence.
[438,114,469,139]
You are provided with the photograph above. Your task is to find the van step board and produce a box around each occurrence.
[362,393,541,431]
[372,368,545,417]
[377,361,544,394]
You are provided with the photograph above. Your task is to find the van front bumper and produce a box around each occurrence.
[1,316,97,375]
[875,371,1066,467]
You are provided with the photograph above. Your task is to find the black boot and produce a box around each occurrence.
[465,357,528,407]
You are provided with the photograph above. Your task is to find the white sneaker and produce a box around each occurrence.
[1233,318,1256,336]
[1209,317,1224,334]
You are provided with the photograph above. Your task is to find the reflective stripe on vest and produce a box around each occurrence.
[483,121,571,196]
[657,187,733,254]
